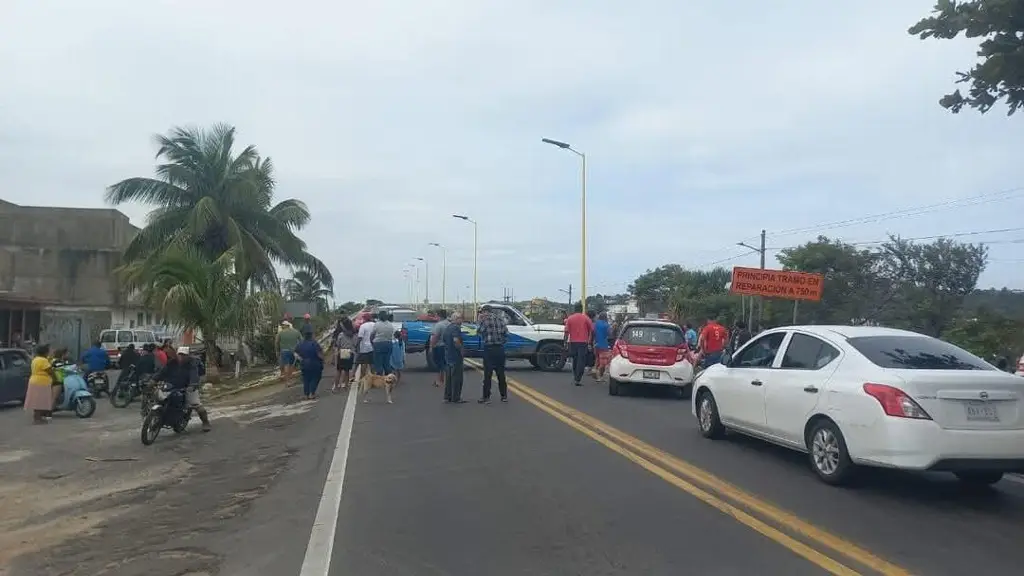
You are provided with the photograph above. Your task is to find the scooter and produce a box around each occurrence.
[86,370,110,398]
[53,364,97,418]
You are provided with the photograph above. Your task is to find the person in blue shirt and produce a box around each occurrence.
[593,312,612,381]
[81,341,108,376]
[294,331,325,400]
[683,323,698,350]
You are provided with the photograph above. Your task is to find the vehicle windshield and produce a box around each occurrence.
[390,311,419,322]
[846,335,995,371]
[100,331,116,343]
[622,325,683,347]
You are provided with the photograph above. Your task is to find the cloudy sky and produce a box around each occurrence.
[2,0,1022,305]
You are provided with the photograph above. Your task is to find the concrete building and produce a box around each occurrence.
[0,199,145,357]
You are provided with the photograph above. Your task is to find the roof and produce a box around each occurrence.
[785,325,925,339]
[623,319,681,329]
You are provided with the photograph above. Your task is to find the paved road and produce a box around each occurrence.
[4,357,1024,575]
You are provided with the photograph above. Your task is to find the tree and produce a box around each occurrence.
[776,237,885,325]
[334,301,362,316]
[944,307,1024,362]
[121,247,280,378]
[105,124,333,291]
[908,0,1024,115]
[283,268,332,313]
[365,299,384,307]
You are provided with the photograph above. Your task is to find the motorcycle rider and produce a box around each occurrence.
[153,346,212,432]
[81,340,108,378]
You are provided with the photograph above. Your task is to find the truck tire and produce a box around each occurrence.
[533,342,567,372]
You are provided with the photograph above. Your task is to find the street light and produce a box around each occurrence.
[407,261,421,305]
[542,137,587,313]
[428,242,447,310]
[452,214,478,319]
[415,257,429,304]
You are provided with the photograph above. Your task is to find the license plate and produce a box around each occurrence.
[965,401,999,422]
[642,370,660,380]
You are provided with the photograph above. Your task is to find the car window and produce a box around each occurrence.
[781,333,840,370]
[502,309,527,327]
[732,332,786,368]
[1,351,29,369]
[100,331,116,344]
[117,331,134,343]
[390,311,419,322]
[847,335,994,371]
[135,331,156,342]
[622,325,684,347]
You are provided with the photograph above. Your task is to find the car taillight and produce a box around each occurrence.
[614,340,628,359]
[675,345,688,362]
[862,383,931,420]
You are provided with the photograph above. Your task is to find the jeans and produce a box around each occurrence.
[444,359,464,402]
[301,365,323,396]
[568,342,588,383]
[372,340,394,375]
[482,344,507,399]
[702,351,723,369]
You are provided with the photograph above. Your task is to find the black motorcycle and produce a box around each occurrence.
[110,366,142,408]
[140,383,194,446]
[86,371,110,398]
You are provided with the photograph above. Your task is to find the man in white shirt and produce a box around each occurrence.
[355,316,376,380]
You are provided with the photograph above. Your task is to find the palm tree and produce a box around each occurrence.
[283,268,332,313]
[105,124,333,292]
[121,246,281,379]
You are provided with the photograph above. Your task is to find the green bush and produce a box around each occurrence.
[248,324,279,365]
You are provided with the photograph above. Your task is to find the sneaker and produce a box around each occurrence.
[202,423,212,432]
[500,397,508,403]
[478,398,491,404]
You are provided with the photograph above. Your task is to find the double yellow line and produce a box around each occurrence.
[464,360,912,576]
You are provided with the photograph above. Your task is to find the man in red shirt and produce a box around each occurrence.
[699,315,729,368]
[563,303,594,386]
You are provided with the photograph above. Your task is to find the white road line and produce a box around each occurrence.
[299,384,359,576]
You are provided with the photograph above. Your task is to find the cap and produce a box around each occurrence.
[304,313,311,319]
[176,346,190,355]
[281,320,292,327]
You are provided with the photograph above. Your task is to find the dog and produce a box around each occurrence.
[359,372,397,404]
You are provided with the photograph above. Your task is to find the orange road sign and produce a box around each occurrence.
[730,267,824,302]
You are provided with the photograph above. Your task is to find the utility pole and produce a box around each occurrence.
[759,228,766,329]
[559,284,573,312]
[736,228,767,330]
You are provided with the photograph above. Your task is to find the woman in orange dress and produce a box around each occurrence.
[24,344,55,424]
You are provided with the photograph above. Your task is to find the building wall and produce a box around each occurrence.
[0,202,138,307]
[39,306,112,360]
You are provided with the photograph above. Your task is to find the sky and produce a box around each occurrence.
[2,0,1022,306]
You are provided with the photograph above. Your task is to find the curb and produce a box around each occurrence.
[207,332,332,402]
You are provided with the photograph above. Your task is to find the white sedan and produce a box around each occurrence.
[608,320,695,398]
[692,325,1024,486]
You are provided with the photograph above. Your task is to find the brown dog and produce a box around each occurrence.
[359,373,397,404]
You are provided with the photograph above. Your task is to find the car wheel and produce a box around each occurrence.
[806,419,854,485]
[954,470,1004,486]
[673,385,689,400]
[695,390,724,439]
[609,378,621,396]
[534,343,567,372]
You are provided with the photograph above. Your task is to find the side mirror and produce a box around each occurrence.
[721,353,732,366]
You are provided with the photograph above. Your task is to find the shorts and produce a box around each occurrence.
[185,387,202,407]
[337,354,354,371]
[280,350,296,366]
[356,351,373,365]
[432,347,447,371]
[596,348,611,368]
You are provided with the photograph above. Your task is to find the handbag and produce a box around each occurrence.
[337,349,353,360]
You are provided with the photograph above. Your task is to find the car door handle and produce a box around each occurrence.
[803,386,819,393]
[750,379,763,386]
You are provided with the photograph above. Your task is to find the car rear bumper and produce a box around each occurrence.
[608,357,694,386]
[848,417,1024,471]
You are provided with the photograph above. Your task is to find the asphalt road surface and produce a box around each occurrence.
[3,357,1024,575]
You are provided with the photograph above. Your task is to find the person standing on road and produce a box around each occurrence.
[477,304,509,404]
[354,314,375,381]
[390,328,406,385]
[729,320,752,354]
[25,344,55,423]
[295,331,325,400]
[276,321,302,380]
[699,315,729,368]
[683,322,698,350]
[429,309,450,388]
[300,313,314,338]
[563,303,594,386]
[592,312,612,381]
[331,317,357,392]
[371,311,396,375]
[442,312,466,403]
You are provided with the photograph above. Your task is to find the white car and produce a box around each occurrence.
[692,325,1024,486]
[608,320,695,398]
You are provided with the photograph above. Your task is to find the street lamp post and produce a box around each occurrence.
[429,242,447,310]
[542,137,587,314]
[415,257,429,305]
[452,215,478,319]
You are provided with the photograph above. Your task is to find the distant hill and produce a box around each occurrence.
[964,288,1024,319]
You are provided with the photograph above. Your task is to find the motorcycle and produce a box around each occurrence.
[140,383,194,446]
[110,365,142,408]
[53,364,97,418]
[86,370,111,398]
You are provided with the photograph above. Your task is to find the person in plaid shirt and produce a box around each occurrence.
[477,304,509,403]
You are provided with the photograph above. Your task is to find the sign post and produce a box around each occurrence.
[729,267,824,326]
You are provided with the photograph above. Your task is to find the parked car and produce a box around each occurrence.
[0,347,31,404]
[693,325,1024,486]
[99,328,160,368]
[608,320,696,398]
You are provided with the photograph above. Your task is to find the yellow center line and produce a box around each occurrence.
[464,360,912,576]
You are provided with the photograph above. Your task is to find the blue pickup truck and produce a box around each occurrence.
[403,303,568,372]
